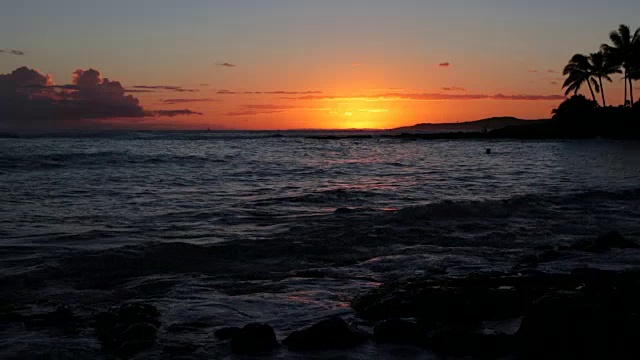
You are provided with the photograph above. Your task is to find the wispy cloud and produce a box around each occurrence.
[438,62,451,68]
[547,69,558,74]
[441,86,467,91]
[133,85,199,93]
[0,49,25,56]
[225,110,285,117]
[240,104,297,110]
[528,69,539,73]
[285,92,566,101]
[162,98,219,104]
[152,109,203,117]
[217,90,322,95]
[216,62,236,68]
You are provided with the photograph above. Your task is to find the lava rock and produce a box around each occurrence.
[572,231,637,252]
[430,327,515,358]
[283,317,368,350]
[93,303,161,358]
[230,323,278,355]
[594,231,637,250]
[373,318,429,347]
[518,292,602,359]
[352,280,522,324]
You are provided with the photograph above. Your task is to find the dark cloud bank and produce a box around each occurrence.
[0,67,201,130]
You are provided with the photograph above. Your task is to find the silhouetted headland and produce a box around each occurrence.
[307,99,640,140]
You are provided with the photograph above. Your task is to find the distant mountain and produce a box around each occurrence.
[392,117,549,132]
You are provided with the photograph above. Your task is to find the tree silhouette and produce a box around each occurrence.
[588,51,621,107]
[563,54,599,104]
[601,25,640,107]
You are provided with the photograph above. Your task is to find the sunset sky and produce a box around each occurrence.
[2,0,639,130]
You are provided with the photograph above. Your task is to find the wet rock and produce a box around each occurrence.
[594,231,637,250]
[430,327,515,358]
[283,317,368,350]
[93,303,160,358]
[571,231,637,252]
[352,280,522,324]
[518,292,602,358]
[373,318,429,347]
[230,323,278,355]
[215,326,241,340]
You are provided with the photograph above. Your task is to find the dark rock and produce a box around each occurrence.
[93,303,161,358]
[353,267,640,358]
[571,231,637,252]
[215,326,241,340]
[230,323,278,355]
[283,317,368,350]
[430,327,515,358]
[518,292,604,359]
[373,318,429,347]
[352,281,522,324]
[118,303,161,327]
[115,323,158,358]
[594,231,637,250]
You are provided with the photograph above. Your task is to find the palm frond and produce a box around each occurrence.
[590,78,600,93]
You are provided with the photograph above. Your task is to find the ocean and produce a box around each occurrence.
[1,131,640,358]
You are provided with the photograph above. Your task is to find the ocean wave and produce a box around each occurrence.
[256,189,382,206]
[394,187,640,221]
[0,151,227,170]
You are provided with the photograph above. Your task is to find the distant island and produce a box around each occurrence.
[391,117,549,133]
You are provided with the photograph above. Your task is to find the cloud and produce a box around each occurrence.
[240,104,297,110]
[151,109,203,117]
[0,49,25,56]
[225,110,285,117]
[550,81,559,85]
[216,62,236,68]
[439,62,451,67]
[162,98,219,104]
[125,89,156,93]
[284,92,566,101]
[0,66,200,130]
[547,69,558,74]
[528,69,539,73]
[441,86,467,91]
[133,85,199,93]
[217,90,322,95]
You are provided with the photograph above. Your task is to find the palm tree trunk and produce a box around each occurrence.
[599,76,606,107]
[587,80,597,104]
[624,69,628,107]
[630,75,635,107]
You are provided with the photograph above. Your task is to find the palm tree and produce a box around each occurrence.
[563,54,599,104]
[601,24,640,107]
[588,51,621,107]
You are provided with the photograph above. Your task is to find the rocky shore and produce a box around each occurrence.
[2,232,639,358]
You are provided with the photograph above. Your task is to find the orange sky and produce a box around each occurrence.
[2,1,637,130]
